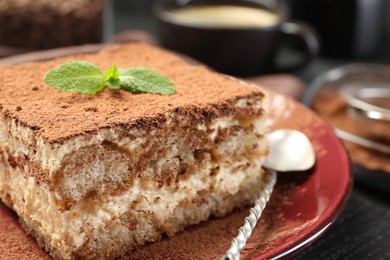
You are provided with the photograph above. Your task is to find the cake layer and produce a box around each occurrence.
[0,43,264,144]
[0,43,269,259]
[0,43,266,193]
[0,134,267,259]
[0,95,266,209]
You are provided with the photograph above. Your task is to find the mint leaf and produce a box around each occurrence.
[44,61,176,95]
[105,64,120,90]
[44,61,105,94]
[119,67,176,95]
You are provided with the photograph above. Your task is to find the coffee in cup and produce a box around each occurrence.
[162,5,281,28]
[156,0,319,77]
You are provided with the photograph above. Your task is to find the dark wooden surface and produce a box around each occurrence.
[295,181,390,259]
[292,58,390,259]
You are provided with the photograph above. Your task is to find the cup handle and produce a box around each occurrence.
[273,21,320,72]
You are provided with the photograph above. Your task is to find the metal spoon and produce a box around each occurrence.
[264,129,316,172]
[222,129,316,260]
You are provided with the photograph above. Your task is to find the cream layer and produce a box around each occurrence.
[0,97,267,176]
[0,153,266,256]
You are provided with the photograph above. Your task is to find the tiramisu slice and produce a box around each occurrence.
[0,43,269,259]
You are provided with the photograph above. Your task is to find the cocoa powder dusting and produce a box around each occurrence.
[311,89,390,173]
[0,204,51,260]
[0,43,263,144]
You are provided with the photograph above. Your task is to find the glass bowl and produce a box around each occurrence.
[303,63,390,191]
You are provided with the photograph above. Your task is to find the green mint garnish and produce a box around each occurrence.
[119,67,176,95]
[104,64,120,90]
[44,61,105,94]
[44,61,176,95]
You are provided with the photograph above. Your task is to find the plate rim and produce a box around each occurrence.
[261,92,353,259]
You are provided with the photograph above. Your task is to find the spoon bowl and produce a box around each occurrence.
[264,129,316,172]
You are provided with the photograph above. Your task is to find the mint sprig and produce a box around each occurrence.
[119,67,176,95]
[44,61,105,94]
[44,61,176,95]
[104,64,120,90]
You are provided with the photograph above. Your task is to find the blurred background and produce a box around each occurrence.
[2,0,390,65]
[2,0,390,84]
[113,0,390,82]
[114,0,390,63]
[111,0,390,60]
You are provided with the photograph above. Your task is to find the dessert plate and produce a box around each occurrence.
[0,46,352,259]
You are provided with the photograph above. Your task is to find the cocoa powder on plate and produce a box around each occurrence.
[311,88,390,173]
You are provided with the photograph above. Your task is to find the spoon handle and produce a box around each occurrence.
[221,170,277,260]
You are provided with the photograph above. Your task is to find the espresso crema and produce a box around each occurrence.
[161,5,281,28]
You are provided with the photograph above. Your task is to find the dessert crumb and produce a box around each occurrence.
[84,107,98,112]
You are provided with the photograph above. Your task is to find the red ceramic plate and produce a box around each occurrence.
[0,47,352,259]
